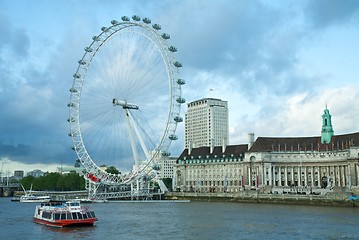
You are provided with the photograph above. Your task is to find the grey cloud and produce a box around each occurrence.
[306,0,359,28]
[0,14,30,59]
[0,142,31,157]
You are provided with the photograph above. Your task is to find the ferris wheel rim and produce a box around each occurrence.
[68,15,184,185]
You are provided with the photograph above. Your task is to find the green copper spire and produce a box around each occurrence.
[321,106,334,144]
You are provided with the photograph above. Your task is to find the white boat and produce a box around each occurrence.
[20,184,51,203]
[33,201,97,227]
[20,195,51,203]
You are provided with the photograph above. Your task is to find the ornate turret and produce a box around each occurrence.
[321,106,334,144]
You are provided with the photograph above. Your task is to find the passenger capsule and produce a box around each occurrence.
[84,47,93,52]
[69,87,78,93]
[161,151,171,156]
[71,132,77,137]
[152,165,160,171]
[168,46,177,52]
[121,16,130,21]
[143,18,151,24]
[174,116,183,122]
[152,24,161,30]
[161,33,170,40]
[67,102,75,107]
[92,36,100,41]
[176,97,186,103]
[177,79,185,85]
[132,15,141,21]
[111,20,119,25]
[173,61,182,68]
[169,134,178,140]
[78,59,87,65]
[73,73,81,78]
[101,27,108,32]
[67,117,75,123]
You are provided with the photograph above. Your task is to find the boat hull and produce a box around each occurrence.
[20,199,51,203]
[33,217,96,228]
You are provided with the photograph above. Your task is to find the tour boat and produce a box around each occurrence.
[20,184,51,203]
[20,194,51,203]
[33,201,97,227]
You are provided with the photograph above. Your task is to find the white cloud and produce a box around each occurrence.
[0,158,72,177]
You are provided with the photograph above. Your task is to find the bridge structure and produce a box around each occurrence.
[0,183,20,196]
[88,189,163,201]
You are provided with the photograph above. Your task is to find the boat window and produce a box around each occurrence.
[42,211,51,219]
[77,212,83,219]
[66,213,72,220]
[88,211,96,218]
[54,213,60,220]
[82,213,88,219]
[72,212,78,220]
[60,213,66,220]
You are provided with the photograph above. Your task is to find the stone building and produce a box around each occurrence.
[173,107,359,194]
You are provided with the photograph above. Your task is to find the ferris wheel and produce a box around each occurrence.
[67,15,185,185]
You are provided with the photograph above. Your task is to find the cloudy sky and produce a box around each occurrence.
[1,0,359,175]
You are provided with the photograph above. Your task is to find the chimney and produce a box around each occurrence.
[210,141,214,154]
[248,133,255,150]
[222,138,227,153]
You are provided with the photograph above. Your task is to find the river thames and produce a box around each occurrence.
[0,197,358,240]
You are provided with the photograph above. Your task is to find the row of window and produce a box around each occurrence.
[42,211,96,220]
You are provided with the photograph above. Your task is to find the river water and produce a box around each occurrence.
[0,197,358,240]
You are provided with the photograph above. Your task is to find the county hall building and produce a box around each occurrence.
[173,103,359,194]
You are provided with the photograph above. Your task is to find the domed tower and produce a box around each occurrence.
[321,106,334,144]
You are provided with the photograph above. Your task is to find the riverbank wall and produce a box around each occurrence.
[165,191,356,207]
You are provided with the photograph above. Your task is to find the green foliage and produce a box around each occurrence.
[20,172,85,191]
[162,178,173,190]
[105,166,120,174]
[21,175,35,190]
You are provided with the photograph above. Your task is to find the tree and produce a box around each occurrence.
[20,175,36,190]
[162,178,173,191]
[105,166,120,174]
[20,172,86,191]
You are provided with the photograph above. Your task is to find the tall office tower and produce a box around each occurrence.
[185,98,229,149]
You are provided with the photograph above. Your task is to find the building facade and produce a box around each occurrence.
[159,156,177,179]
[174,107,359,194]
[185,98,229,149]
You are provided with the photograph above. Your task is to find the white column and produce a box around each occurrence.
[248,166,251,187]
[338,166,343,187]
[342,165,346,187]
[334,166,337,187]
[317,167,321,188]
[285,166,288,186]
[278,166,282,186]
[311,166,314,187]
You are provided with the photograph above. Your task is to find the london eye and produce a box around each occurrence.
[67,15,185,188]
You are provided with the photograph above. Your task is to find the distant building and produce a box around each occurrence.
[185,98,228,149]
[14,170,24,179]
[174,107,359,194]
[26,169,44,178]
[159,156,177,179]
[57,166,85,175]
